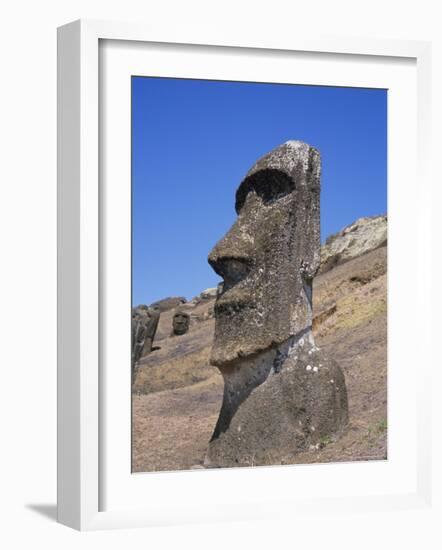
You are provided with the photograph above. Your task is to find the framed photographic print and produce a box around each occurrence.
[57,19,432,530]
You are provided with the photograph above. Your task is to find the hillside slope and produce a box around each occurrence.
[132,217,387,472]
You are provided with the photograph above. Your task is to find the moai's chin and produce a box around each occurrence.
[210,334,283,368]
[210,313,294,368]
[209,344,250,368]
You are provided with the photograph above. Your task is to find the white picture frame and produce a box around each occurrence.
[57,19,432,531]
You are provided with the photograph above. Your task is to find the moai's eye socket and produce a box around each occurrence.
[235,169,295,213]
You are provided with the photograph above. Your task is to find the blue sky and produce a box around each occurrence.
[132,77,387,306]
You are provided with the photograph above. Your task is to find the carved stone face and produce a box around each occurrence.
[208,141,321,367]
[173,311,190,335]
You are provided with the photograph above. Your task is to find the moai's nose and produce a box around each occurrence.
[208,220,253,289]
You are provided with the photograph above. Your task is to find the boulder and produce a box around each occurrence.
[320,215,387,273]
[149,296,187,312]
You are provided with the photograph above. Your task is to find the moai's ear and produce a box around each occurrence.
[296,146,321,278]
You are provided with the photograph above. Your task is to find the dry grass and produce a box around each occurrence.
[134,346,215,394]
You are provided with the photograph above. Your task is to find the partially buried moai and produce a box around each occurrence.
[205,141,348,467]
[131,305,160,364]
[172,310,190,336]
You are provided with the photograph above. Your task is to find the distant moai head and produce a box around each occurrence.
[208,141,321,367]
[172,310,190,336]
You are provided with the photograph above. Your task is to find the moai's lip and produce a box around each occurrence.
[212,258,254,313]
[214,293,255,315]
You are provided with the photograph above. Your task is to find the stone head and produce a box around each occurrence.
[173,310,190,335]
[133,305,147,321]
[208,141,321,367]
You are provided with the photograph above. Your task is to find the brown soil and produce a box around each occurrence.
[132,246,387,472]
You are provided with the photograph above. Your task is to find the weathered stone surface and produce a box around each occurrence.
[199,287,218,300]
[320,214,387,273]
[206,336,348,467]
[172,310,190,336]
[149,296,187,312]
[205,141,348,467]
[187,286,220,308]
[208,141,321,365]
[132,305,161,363]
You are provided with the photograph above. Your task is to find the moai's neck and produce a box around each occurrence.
[274,327,316,370]
[210,326,315,441]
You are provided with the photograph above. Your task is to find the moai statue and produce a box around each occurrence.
[132,305,161,364]
[205,141,348,467]
[172,310,190,336]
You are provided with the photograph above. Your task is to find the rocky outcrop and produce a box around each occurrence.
[149,296,187,312]
[187,287,218,307]
[132,305,161,363]
[199,287,218,300]
[320,214,387,273]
